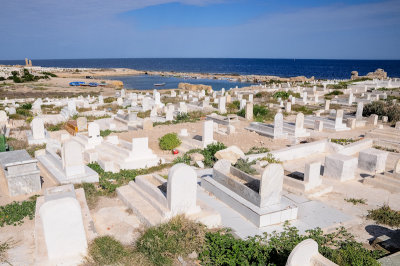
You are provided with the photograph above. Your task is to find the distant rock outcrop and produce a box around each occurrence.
[178,82,212,93]
[351,68,387,80]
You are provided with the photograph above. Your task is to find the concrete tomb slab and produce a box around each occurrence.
[358,148,388,173]
[324,154,357,182]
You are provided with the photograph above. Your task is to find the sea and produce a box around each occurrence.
[1,58,399,90]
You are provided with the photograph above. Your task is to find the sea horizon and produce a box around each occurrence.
[1,58,399,79]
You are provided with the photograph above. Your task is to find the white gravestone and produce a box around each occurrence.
[32,117,45,140]
[203,120,214,148]
[62,141,85,177]
[167,163,200,215]
[260,164,284,207]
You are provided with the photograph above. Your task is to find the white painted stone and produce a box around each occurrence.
[179,128,188,137]
[260,164,284,207]
[368,114,378,126]
[202,120,214,148]
[39,194,87,262]
[32,117,45,140]
[314,120,323,132]
[76,117,87,132]
[358,148,388,173]
[245,103,253,120]
[62,140,85,177]
[214,146,245,165]
[356,102,363,120]
[167,164,199,215]
[324,154,358,181]
[304,162,322,190]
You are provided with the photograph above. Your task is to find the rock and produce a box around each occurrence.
[190,153,204,162]
[214,146,245,164]
[178,83,212,93]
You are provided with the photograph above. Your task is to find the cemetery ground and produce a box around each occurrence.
[0,68,400,265]
[0,119,399,265]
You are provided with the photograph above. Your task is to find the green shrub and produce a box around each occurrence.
[46,122,64,131]
[367,205,400,227]
[291,104,314,115]
[159,133,181,150]
[87,236,128,265]
[103,97,116,103]
[234,158,257,175]
[136,216,206,265]
[238,104,274,122]
[0,196,37,227]
[325,90,344,96]
[202,142,226,167]
[199,224,383,266]
[100,129,112,137]
[21,103,32,110]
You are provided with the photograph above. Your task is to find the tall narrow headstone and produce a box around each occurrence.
[324,100,330,111]
[334,110,344,128]
[273,113,284,138]
[259,164,284,207]
[356,102,363,120]
[245,103,253,120]
[218,96,227,114]
[202,120,214,148]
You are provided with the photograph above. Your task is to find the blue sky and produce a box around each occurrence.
[0,0,399,60]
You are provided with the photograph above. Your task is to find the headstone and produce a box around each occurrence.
[76,117,87,132]
[248,94,253,103]
[0,111,8,124]
[394,159,400,174]
[240,99,246,110]
[273,113,284,138]
[303,92,307,104]
[167,164,199,215]
[203,120,214,148]
[295,113,304,130]
[245,103,253,120]
[395,121,400,130]
[117,97,123,106]
[314,120,323,132]
[304,162,322,189]
[218,96,227,114]
[368,114,378,126]
[382,116,388,123]
[285,102,291,113]
[346,118,356,129]
[334,110,344,128]
[32,117,45,140]
[259,164,284,207]
[39,186,87,262]
[62,140,85,177]
[88,122,100,138]
[324,100,330,111]
[98,95,104,105]
[356,102,363,120]
[226,94,231,103]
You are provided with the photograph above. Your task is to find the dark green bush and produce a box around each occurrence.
[363,101,400,122]
[202,142,226,167]
[159,133,181,150]
[367,205,400,227]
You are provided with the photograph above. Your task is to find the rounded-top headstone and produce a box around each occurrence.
[167,163,198,215]
[286,239,319,266]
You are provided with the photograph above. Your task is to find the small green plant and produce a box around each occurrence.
[159,133,181,150]
[136,216,206,265]
[325,90,344,96]
[291,104,314,115]
[367,205,400,227]
[373,145,399,153]
[345,198,366,205]
[234,158,257,175]
[100,129,112,137]
[259,153,281,164]
[21,103,32,110]
[0,196,38,227]
[245,146,270,155]
[75,183,100,209]
[0,238,15,264]
[86,236,129,265]
[26,144,46,157]
[45,122,64,131]
[330,138,357,146]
